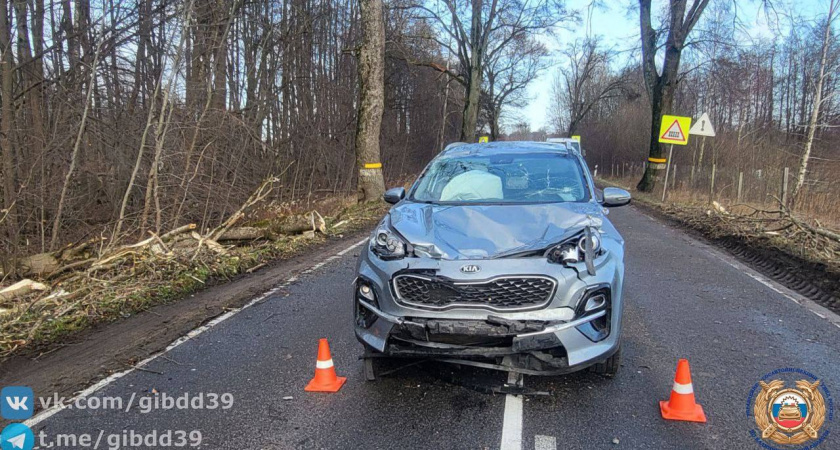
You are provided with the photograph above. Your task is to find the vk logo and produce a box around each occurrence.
[1,387,33,420]
[1,423,34,450]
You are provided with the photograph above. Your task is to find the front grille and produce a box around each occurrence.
[393,274,556,311]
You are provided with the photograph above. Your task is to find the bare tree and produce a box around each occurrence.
[637,0,711,192]
[0,0,472,261]
[550,37,625,136]
[412,0,570,142]
[50,39,103,250]
[482,35,549,140]
[0,0,17,244]
[356,0,387,201]
[793,0,839,202]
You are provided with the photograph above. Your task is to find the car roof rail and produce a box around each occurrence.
[443,142,469,152]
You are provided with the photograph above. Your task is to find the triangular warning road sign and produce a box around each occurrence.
[660,120,686,142]
[689,113,716,137]
[658,115,691,145]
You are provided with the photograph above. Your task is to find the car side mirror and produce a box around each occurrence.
[602,187,631,207]
[383,187,406,205]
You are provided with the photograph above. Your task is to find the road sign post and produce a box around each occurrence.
[688,113,716,203]
[691,136,706,185]
[658,115,691,202]
[662,145,675,202]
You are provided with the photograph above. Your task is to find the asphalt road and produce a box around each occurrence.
[24,205,840,449]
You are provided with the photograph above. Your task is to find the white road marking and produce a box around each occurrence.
[635,208,840,329]
[534,435,557,450]
[24,237,369,428]
[708,249,840,326]
[338,238,367,255]
[500,370,524,450]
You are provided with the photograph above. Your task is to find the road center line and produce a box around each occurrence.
[25,237,369,428]
[534,435,557,450]
[500,369,524,450]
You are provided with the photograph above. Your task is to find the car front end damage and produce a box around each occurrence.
[353,210,625,377]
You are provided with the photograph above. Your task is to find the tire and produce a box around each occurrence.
[588,347,620,378]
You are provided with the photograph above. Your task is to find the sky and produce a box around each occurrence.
[518,0,639,131]
[517,0,831,133]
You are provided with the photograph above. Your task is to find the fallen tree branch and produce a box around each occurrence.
[210,177,279,241]
[0,280,49,301]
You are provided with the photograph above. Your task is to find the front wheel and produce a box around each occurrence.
[588,347,620,378]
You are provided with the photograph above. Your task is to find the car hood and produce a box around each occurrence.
[389,202,606,260]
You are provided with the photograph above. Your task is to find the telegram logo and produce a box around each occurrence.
[1,423,34,450]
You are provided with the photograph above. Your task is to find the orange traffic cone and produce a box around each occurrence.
[305,338,346,393]
[660,359,707,423]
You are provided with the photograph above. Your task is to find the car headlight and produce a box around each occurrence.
[370,226,407,260]
[578,233,601,254]
[546,231,601,265]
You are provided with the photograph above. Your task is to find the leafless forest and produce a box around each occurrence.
[552,2,839,224]
[1,0,839,265]
[0,0,466,262]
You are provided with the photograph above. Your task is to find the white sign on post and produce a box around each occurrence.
[689,113,716,137]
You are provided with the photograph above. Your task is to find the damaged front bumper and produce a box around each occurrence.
[353,243,625,375]
[358,300,616,374]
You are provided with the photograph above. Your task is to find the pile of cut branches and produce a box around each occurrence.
[0,178,387,358]
[660,200,840,264]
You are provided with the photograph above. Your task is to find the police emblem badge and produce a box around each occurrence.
[752,378,827,446]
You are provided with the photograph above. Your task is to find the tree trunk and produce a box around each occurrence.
[0,0,18,243]
[211,0,228,111]
[636,0,701,193]
[460,67,481,142]
[637,84,667,192]
[354,0,386,202]
[50,41,101,250]
[490,107,500,142]
[15,0,48,249]
[567,118,579,137]
[437,72,451,151]
[793,0,836,203]
[140,1,193,235]
[459,0,485,142]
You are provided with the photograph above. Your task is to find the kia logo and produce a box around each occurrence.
[460,264,481,274]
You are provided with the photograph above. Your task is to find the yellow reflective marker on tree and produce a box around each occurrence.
[363,163,382,169]
[658,115,691,146]
[571,135,581,142]
[478,136,489,143]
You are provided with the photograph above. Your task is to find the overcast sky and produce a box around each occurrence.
[516,0,830,133]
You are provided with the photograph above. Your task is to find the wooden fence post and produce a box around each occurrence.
[781,167,789,206]
[672,164,677,189]
[709,163,716,204]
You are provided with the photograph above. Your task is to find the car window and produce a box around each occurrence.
[412,153,589,204]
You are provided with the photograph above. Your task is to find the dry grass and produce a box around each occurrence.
[0,195,388,359]
[599,175,840,305]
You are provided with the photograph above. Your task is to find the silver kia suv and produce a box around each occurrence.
[353,141,631,380]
